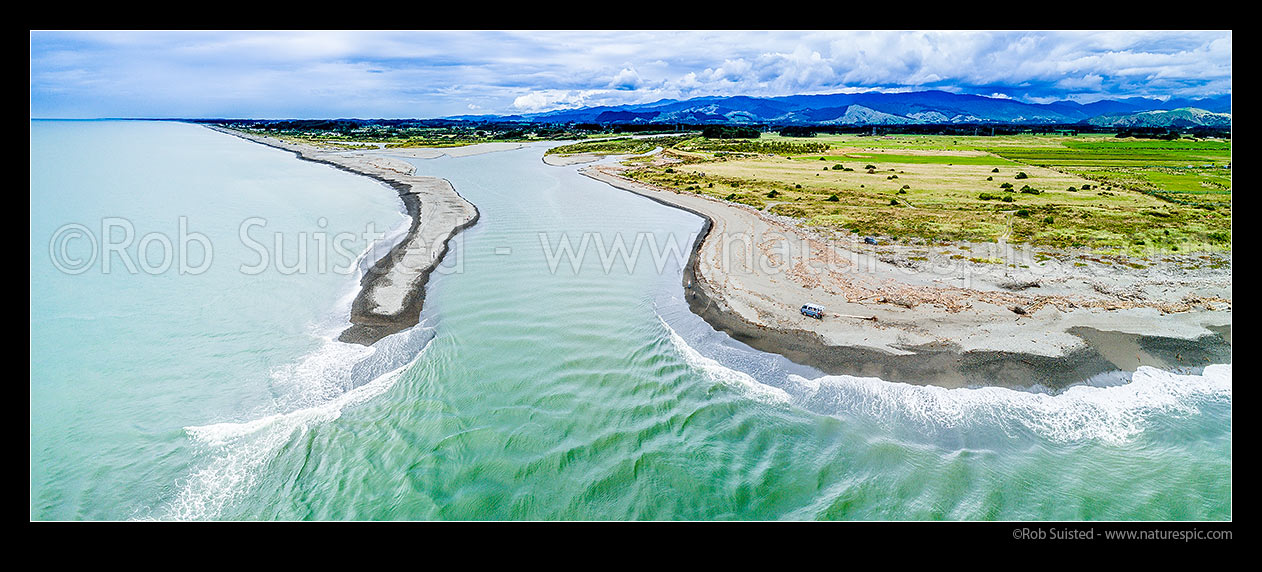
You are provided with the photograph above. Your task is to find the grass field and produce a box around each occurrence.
[614,133,1231,256]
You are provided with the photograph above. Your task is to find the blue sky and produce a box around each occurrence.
[30,30,1232,119]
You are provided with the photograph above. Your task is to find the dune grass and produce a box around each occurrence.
[622,133,1231,255]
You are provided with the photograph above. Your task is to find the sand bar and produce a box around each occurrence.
[579,163,1231,388]
[207,126,482,345]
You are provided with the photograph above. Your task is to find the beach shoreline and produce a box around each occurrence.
[579,163,1231,389]
[205,126,484,345]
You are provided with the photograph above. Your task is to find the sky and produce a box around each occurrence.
[29,30,1232,119]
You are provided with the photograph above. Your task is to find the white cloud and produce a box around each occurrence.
[30,30,1232,118]
[511,89,608,112]
[608,67,644,90]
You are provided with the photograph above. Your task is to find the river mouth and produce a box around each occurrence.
[31,126,1233,521]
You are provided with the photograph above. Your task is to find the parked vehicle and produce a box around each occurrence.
[800,303,825,319]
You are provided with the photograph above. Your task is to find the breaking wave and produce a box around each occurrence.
[659,314,1229,446]
[661,318,792,405]
[794,365,1231,444]
[161,325,434,521]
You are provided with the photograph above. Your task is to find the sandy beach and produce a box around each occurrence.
[578,162,1232,388]
[206,127,499,345]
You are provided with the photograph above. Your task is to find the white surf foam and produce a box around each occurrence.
[787,364,1231,444]
[657,316,1230,445]
[660,318,791,405]
[162,339,429,521]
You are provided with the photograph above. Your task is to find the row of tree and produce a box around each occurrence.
[701,125,761,139]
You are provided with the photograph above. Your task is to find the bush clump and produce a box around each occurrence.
[1015,172,1029,179]
[825,194,840,202]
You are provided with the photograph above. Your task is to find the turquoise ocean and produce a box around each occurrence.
[30,121,1231,520]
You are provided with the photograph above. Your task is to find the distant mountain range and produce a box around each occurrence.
[450,90,1231,127]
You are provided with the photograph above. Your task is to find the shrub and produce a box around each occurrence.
[865,164,876,170]
[1015,172,1029,179]
[664,167,674,173]
[992,168,1000,173]
[1043,216,1055,224]
[832,164,845,170]
[979,193,996,200]
[725,193,737,201]
[825,194,840,202]
[1066,186,1077,192]
[1019,185,1041,195]
[1000,182,1013,189]
[1002,196,1014,203]
[1016,209,1030,217]
[889,199,900,206]
[986,176,993,181]
[766,190,780,198]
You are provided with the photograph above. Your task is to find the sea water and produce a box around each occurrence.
[30,121,1231,520]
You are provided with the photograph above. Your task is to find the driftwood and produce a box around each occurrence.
[833,313,878,321]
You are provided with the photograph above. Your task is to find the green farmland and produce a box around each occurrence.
[984,138,1231,207]
[611,133,1231,255]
